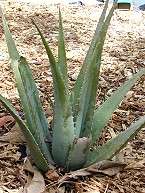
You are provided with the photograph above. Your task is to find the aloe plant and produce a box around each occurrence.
[0,0,145,173]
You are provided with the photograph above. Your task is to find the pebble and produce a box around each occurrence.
[71,72,79,81]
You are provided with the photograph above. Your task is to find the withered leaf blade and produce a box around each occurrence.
[0,123,25,143]
[59,160,126,183]
[86,160,127,176]
[19,159,45,193]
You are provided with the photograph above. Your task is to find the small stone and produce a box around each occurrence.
[71,73,79,81]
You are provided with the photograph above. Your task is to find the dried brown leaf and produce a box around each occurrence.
[57,160,126,187]
[0,123,25,143]
[126,160,145,169]
[86,160,127,176]
[19,159,45,193]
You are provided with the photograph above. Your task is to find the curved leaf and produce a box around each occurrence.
[85,115,145,167]
[70,0,117,123]
[0,9,20,60]
[0,95,50,172]
[32,20,75,166]
[70,0,109,114]
[1,10,54,164]
[18,56,54,164]
[72,0,118,137]
[91,69,145,146]
[75,42,101,137]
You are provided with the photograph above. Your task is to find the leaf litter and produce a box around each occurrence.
[0,0,145,192]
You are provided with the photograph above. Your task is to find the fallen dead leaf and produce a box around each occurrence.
[19,159,45,193]
[126,160,145,169]
[0,123,25,143]
[52,160,127,188]
[86,160,127,176]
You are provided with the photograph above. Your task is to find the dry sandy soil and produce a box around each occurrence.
[0,0,145,192]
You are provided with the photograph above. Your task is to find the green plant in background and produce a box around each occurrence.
[0,0,145,173]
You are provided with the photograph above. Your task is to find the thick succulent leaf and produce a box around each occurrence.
[70,0,116,121]
[84,115,145,167]
[1,11,54,164]
[58,9,68,90]
[91,68,145,146]
[32,20,75,166]
[19,56,52,143]
[67,135,92,171]
[18,56,54,164]
[75,1,117,138]
[1,10,38,141]
[0,95,50,172]
[75,42,101,137]
[0,9,20,60]
[1,9,34,138]
[70,0,109,110]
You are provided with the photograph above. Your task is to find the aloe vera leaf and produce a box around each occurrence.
[67,135,92,171]
[84,115,145,167]
[91,68,145,146]
[18,56,54,164]
[1,9,35,138]
[0,95,50,172]
[1,10,54,164]
[75,1,117,138]
[1,11,38,140]
[0,9,20,60]
[70,0,109,107]
[70,0,117,121]
[58,9,68,90]
[32,20,75,166]
[75,42,101,137]
[19,56,52,143]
